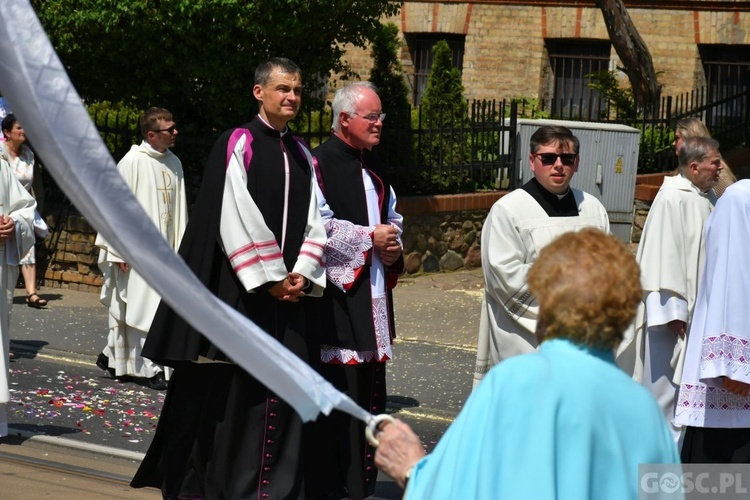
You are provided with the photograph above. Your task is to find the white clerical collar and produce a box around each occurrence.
[556,189,570,200]
[678,171,710,195]
[141,140,168,155]
[257,114,288,136]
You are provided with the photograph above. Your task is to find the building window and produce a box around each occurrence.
[698,44,750,126]
[546,39,611,119]
[405,34,465,105]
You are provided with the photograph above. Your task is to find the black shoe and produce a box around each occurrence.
[96,353,116,378]
[147,372,168,391]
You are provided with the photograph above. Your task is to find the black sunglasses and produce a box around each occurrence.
[533,153,577,166]
[153,125,177,135]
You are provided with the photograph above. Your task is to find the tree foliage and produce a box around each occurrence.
[368,23,413,175]
[587,70,637,120]
[418,40,469,187]
[31,0,401,134]
[420,41,467,130]
[593,0,662,114]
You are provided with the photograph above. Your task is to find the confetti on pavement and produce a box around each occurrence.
[8,366,164,444]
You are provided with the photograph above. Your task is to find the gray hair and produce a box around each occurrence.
[331,81,379,132]
[678,136,719,170]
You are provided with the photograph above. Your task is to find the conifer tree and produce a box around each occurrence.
[419,40,469,178]
[420,40,467,129]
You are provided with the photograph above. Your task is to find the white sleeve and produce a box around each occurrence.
[645,291,689,327]
[218,135,288,292]
[481,202,537,328]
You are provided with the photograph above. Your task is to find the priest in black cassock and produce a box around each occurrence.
[131,58,326,499]
[304,81,404,500]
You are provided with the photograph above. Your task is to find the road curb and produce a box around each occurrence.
[10,341,96,367]
[7,426,145,462]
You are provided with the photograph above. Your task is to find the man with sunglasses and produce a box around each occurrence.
[617,136,722,446]
[473,125,609,388]
[305,81,404,500]
[94,106,187,391]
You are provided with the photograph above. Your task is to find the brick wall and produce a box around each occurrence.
[336,2,750,102]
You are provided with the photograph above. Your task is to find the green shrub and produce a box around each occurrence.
[418,40,469,169]
[587,70,637,120]
[636,123,675,173]
[86,100,142,160]
[512,97,551,119]
[292,108,334,150]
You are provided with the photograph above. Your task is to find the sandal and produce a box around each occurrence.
[26,293,47,308]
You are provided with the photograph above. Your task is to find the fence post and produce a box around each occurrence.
[509,100,518,189]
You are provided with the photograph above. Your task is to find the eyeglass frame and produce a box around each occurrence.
[531,152,578,167]
[351,112,386,124]
[152,125,178,135]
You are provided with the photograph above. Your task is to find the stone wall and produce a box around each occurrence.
[631,199,651,245]
[402,212,486,274]
[40,190,655,292]
[398,192,501,274]
[39,193,507,293]
[41,212,103,293]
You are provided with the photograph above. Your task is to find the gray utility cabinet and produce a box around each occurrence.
[515,119,641,243]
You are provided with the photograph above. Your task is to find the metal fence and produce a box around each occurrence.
[72,87,749,200]
[536,85,750,173]
[399,99,517,195]
[294,99,518,196]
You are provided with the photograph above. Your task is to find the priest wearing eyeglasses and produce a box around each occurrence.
[304,81,404,500]
[473,125,609,388]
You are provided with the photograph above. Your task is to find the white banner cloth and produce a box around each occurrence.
[0,0,371,424]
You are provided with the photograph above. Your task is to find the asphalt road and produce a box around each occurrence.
[3,269,484,497]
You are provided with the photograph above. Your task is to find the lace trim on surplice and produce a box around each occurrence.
[320,296,392,364]
[324,219,374,292]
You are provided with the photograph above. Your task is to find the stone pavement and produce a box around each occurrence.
[392,268,484,348]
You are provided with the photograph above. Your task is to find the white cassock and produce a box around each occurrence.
[676,179,750,429]
[617,173,716,442]
[95,142,187,379]
[473,188,609,388]
[0,156,36,435]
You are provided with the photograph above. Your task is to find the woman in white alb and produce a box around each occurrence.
[0,114,46,308]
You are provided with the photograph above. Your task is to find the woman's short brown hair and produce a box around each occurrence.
[527,228,642,350]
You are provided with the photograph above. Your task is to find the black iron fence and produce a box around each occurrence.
[90,108,141,161]
[537,85,750,173]
[293,99,518,196]
[69,86,749,200]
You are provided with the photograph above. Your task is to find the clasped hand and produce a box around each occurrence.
[269,272,307,302]
[0,215,14,241]
[372,223,402,267]
[722,377,750,397]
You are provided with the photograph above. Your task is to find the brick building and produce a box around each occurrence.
[339,0,750,114]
